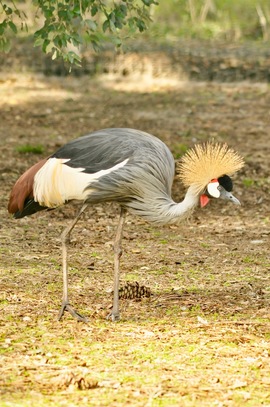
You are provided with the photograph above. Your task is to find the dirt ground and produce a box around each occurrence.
[0,66,270,406]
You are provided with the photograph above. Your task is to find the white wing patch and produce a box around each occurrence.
[33,157,129,207]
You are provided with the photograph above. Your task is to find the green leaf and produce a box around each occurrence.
[119,4,127,16]
[102,20,110,32]
[65,51,81,66]
[3,5,13,15]
[0,21,7,35]
[85,19,97,31]
[91,5,98,17]
[53,35,64,48]
[8,21,17,34]
[73,5,81,16]
[142,0,159,5]
[34,36,44,48]
[92,41,100,53]
[43,6,54,19]
[21,21,28,32]
[58,9,70,20]
[0,37,11,53]
[13,9,21,17]
[109,20,116,32]
[71,34,82,47]
[42,39,50,53]
[136,19,147,32]
[111,36,122,46]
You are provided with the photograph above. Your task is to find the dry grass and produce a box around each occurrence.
[0,72,270,406]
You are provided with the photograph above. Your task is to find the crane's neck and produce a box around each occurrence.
[166,185,200,224]
[127,185,200,225]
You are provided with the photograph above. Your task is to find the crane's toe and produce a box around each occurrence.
[58,302,88,323]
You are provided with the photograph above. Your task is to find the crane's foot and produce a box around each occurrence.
[106,311,120,322]
[58,302,88,323]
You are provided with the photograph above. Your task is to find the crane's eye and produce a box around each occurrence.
[207,180,220,198]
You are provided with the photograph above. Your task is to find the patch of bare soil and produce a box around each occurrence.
[0,67,269,406]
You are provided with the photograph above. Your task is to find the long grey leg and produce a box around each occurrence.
[108,206,126,321]
[58,203,88,322]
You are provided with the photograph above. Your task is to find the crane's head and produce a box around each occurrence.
[199,174,240,207]
[178,142,244,207]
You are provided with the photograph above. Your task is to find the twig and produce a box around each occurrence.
[256,4,269,41]
[188,0,197,24]
[199,0,215,24]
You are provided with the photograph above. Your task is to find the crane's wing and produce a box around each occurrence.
[52,128,162,173]
[49,128,175,206]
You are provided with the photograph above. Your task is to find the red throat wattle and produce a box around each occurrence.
[200,194,210,208]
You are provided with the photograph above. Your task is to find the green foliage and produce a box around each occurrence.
[172,142,188,159]
[243,178,255,187]
[0,0,158,64]
[0,2,27,52]
[16,144,44,154]
[150,0,270,42]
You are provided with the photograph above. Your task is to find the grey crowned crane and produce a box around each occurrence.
[8,128,244,322]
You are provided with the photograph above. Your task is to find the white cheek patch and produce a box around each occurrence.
[207,181,220,198]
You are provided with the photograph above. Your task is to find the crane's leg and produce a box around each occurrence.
[58,203,88,322]
[107,207,126,322]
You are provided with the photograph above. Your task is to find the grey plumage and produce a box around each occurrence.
[53,128,177,224]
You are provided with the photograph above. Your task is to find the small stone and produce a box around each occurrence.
[22,316,32,322]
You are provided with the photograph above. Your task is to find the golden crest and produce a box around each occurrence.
[178,142,244,194]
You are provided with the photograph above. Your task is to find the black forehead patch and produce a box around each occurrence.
[218,175,233,192]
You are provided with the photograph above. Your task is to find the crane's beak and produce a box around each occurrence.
[219,187,241,205]
[200,187,241,207]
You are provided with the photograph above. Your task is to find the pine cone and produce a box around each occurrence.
[119,281,151,299]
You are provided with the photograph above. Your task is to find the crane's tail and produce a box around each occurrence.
[13,198,48,219]
[8,157,49,219]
